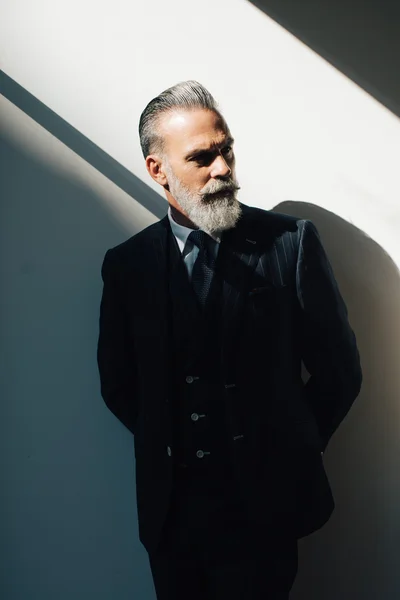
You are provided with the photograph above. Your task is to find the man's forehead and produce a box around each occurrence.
[159,108,230,149]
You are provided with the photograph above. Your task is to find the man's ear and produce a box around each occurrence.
[145,154,168,187]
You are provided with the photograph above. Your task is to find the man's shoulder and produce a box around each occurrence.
[240,203,304,237]
[105,216,168,261]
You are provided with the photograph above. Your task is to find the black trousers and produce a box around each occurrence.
[149,464,298,599]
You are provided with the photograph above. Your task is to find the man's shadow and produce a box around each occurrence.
[273,201,400,600]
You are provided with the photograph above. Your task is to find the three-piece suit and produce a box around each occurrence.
[97,202,362,598]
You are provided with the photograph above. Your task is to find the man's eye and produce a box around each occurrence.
[195,152,213,164]
[222,146,233,155]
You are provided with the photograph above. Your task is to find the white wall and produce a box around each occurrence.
[1,1,400,598]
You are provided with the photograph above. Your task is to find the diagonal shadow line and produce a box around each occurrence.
[247,0,400,120]
[0,69,167,220]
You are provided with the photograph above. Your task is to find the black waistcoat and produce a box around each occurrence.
[167,232,234,473]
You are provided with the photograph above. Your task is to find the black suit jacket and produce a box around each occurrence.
[97,203,362,554]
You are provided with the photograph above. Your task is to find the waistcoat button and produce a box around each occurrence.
[186,375,194,384]
[196,450,204,459]
[191,413,199,421]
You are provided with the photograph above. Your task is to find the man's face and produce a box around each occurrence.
[157,108,242,234]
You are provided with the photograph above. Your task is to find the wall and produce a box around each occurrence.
[249,0,400,118]
[1,1,399,598]
[0,95,156,600]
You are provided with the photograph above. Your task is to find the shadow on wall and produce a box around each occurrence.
[0,132,157,600]
[273,202,400,600]
[0,69,166,220]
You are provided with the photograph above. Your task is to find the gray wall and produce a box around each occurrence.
[1,96,157,599]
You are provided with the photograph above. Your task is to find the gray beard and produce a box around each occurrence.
[165,165,242,236]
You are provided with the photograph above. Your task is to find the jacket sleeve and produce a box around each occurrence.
[97,249,138,434]
[296,220,362,450]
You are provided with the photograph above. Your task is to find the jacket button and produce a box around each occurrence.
[196,450,204,459]
[167,446,172,457]
[191,413,199,421]
[186,375,194,384]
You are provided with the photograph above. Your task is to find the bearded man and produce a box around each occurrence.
[97,81,362,599]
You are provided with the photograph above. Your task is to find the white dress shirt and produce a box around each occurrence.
[167,206,221,279]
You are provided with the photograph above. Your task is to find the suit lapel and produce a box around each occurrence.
[217,207,263,382]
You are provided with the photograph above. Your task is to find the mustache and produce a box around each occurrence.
[200,179,240,199]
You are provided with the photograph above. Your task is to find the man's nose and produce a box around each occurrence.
[210,153,232,179]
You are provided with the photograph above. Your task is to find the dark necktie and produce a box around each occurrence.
[188,230,217,307]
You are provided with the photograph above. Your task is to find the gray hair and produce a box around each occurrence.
[138,80,220,158]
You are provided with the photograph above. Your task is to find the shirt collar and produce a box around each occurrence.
[167,206,221,254]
